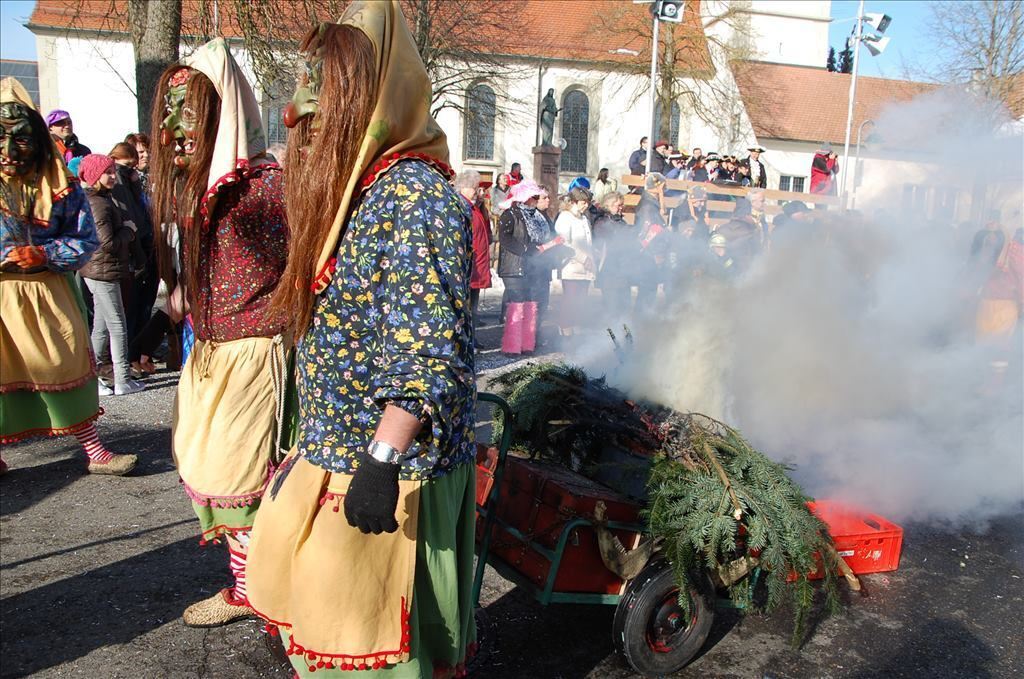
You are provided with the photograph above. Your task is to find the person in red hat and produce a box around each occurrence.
[650,139,671,175]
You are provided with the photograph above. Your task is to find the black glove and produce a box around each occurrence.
[343,454,401,535]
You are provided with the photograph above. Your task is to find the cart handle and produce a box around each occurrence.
[472,391,514,608]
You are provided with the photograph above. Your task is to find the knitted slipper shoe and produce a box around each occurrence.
[87,453,138,476]
[182,588,256,628]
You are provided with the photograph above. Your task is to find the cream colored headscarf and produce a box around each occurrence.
[183,38,271,225]
[310,0,453,293]
[0,77,74,225]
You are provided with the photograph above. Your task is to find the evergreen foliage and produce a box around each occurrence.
[491,362,845,646]
[838,43,855,74]
[827,46,837,72]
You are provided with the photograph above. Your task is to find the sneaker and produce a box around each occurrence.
[114,378,147,396]
[98,382,114,396]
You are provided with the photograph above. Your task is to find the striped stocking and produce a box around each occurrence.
[226,534,249,602]
[71,423,113,463]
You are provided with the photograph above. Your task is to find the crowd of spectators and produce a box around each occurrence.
[467,148,1019,365]
[30,108,1022,370]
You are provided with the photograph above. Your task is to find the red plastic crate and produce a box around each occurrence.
[804,500,904,579]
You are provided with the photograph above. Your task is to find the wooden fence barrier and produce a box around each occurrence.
[618,175,840,226]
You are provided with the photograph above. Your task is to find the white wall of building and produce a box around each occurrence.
[35,33,137,154]
[26,0,836,191]
[33,32,270,156]
[741,0,831,68]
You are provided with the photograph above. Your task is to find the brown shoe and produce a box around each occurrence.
[87,453,138,476]
[182,588,256,628]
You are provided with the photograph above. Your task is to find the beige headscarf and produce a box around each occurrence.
[183,38,271,226]
[0,77,74,226]
[310,0,453,293]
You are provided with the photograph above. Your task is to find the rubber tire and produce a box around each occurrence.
[612,561,714,677]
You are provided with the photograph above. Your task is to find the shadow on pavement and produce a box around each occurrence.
[477,588,617,678]
[0,535,223,677]
[0,425,173,517]
[850,617,996,679]
[0,457,83,517]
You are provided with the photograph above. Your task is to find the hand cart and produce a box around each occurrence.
[472,393,755,677]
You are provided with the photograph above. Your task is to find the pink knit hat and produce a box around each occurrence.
[78,154,115,186]
[499,179,543,210]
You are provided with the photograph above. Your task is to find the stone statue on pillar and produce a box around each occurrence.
[539,88,560,147]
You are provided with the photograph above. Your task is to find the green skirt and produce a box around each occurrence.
[192,501,262,543]
[279,463,477,678]
[0,378,101,444]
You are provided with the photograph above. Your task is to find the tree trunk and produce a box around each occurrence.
[128,0,183,134]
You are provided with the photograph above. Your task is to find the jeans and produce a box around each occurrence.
[84,278,130,385]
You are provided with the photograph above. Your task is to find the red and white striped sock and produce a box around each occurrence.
[228,543,248,602]
[72,423,113,463]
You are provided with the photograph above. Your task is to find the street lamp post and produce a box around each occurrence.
[645,14,660,176]
[852,118,874,210]
[840,0,866,205]
[839,5,892,206]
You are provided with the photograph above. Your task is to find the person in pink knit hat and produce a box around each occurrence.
[78,153,146,397]
[496,179,565,355]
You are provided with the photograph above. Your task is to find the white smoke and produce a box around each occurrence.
[574,87,1024,527]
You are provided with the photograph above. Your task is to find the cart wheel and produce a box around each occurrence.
[612,561,714,677]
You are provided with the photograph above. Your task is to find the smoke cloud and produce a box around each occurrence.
[575,88,1024,527]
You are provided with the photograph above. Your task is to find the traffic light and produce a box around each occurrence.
[657,0,685,23]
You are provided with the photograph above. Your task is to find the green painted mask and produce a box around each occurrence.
[283,23,327,129]
[159,68,192,169]
[0,102,38,178]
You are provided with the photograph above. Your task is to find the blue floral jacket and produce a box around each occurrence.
[297,159,476,480]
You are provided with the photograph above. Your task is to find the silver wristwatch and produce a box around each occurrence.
[367,440,405,465]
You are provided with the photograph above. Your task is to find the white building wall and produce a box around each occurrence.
[32,32,270,156]
[35,34,137,154]
[741,0,831,68]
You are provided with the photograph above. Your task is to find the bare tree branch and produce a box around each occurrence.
[906,1,1023,117]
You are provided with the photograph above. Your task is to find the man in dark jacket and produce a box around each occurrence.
[746,145,767,188]
[649,139,670,175]
[628,136,648,175]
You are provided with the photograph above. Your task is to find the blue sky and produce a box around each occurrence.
[2,0,932,79]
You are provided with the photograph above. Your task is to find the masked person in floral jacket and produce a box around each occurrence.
[149,39,291,628]
[0,77,136,477]
[245,3,477,677]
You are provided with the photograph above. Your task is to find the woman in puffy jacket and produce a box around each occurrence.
[78,154,145,396]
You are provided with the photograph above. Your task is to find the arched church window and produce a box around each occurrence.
[560,89,589,173]
[464,83,496,160]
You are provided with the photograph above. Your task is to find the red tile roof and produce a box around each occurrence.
[29,0,711,69]
[732,61,939,145]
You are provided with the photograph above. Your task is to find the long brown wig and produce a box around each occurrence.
[148,65,221,307]
[269,23,378,333]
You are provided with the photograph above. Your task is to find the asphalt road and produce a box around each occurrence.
[2,294,1023,678]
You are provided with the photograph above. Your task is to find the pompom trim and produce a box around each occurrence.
[258,597,411,671]
[0,369,97,395]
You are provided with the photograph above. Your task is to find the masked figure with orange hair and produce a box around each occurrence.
[1,77,137,477]
[245,2,477,676]
[149,40,291,627]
